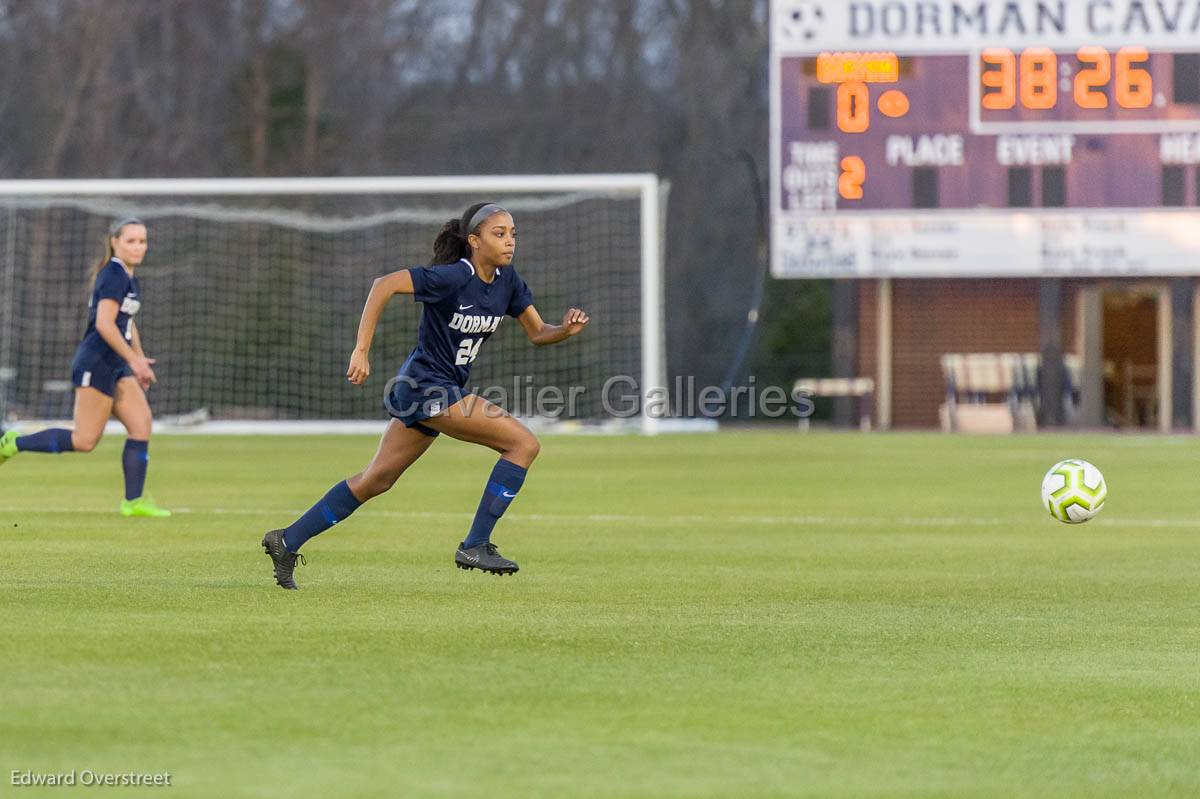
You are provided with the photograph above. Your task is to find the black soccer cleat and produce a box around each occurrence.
[262,529,306,590]
[455,542,519,575]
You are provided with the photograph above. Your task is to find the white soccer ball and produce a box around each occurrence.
[1040,459,1107,524]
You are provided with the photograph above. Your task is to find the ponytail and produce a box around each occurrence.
[431,218,470,265]
[87,239,117,291]
[87,217,143,289]
[429,201,502,265]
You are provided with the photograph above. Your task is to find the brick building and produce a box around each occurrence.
[833,277,1194,431]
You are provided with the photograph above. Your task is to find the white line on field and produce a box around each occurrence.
[0,506,1191,530]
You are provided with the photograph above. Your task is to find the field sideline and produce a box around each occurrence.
[2,431,1198,798]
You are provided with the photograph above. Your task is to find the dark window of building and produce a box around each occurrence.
[1008,168,1033,207]
[807,87,831,130]
[913,167,939,208]
[1163,166,1186,206]
[1174,54,1200,104]
[1042,166,1067,207]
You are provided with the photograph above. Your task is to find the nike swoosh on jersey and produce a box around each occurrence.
[458,304,474,310]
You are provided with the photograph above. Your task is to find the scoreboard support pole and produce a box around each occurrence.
[1038,279,1065,428]
[831,280,859,428]
[1169,278,1194,431]
[876,278,893,431]
[1158,285,1174,433]
[1194,282,1200,433]
[1077,287,1105,429]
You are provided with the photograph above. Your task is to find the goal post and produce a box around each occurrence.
[0,175,667,434]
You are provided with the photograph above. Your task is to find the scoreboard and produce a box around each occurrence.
[771,0,1200,277]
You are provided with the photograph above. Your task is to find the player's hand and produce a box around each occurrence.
[132,357,157,389]
[562,308,590,336]
[347,348,371,385]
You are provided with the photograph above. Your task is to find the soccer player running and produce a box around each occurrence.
[261,203,588,589]
[0,218,170,517]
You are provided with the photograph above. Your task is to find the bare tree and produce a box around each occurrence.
[0,0,785,390]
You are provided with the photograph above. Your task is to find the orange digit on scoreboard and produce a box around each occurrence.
[837,82,870,133]
[1074,47,1110,109]
[839,156,865,201]
[981,48,1016,110]
[1019,48,1057,110]
[1116,47,1152,109]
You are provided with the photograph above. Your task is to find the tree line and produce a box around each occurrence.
[0,0,828,398]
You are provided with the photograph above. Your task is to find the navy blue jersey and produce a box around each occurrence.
[80,258,141,365]
[400,258,534,388]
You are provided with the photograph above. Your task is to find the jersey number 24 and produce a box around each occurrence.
[455,338,482,365]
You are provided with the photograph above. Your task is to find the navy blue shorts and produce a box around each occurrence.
[384,377,471,438]
[71,349,132,398]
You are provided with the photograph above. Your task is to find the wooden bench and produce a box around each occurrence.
[793,377,875,431]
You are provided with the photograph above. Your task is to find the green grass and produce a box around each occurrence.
[2,431,1199,798]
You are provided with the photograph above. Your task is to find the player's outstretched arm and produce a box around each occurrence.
[517,305,589,347]
[347,270,416,385]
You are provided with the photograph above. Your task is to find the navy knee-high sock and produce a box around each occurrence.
[122,439,150,501]
[463,458,528,549]
[16,429,74,454]
[282,480,362,552]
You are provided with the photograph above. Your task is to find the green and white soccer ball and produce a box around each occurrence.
[1040,459,1107,524]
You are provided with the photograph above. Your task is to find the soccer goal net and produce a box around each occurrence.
[0,176,665,433]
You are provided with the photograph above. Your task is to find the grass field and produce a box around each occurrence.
[2,431,1198,798]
